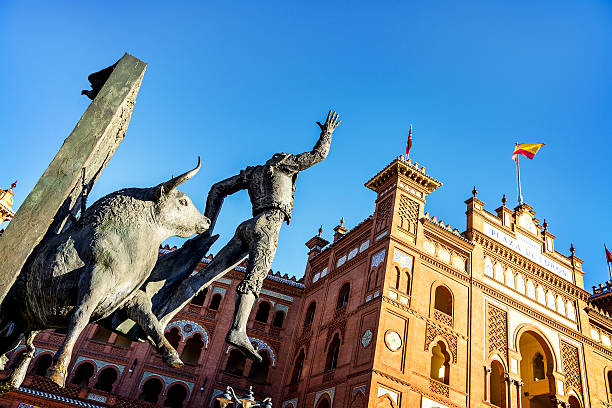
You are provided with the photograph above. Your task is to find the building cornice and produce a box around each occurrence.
[472,231,590,301]
[364,156,442,194]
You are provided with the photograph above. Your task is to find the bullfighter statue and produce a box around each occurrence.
[158,110,340,361]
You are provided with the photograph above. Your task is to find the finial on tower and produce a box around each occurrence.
[318,225,323,237]
[542,218,548,231]
[9,181,17,191]
[472,186,478,198]
[501,194,507,206]
[333,217,348,242]
[570,243,575,256]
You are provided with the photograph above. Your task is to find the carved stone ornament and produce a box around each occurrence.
[361,329,373,348]
[384,330,402,351]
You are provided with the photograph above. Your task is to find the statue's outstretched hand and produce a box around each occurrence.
[317,110,341,134]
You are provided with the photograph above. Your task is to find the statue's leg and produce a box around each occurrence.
[124,291,182,368]
[0,331,38,394]
[226,210,284,362]
[157,234,248,328]
[48,267,102,387]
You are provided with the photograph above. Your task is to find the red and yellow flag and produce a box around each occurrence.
[512,143,545,161]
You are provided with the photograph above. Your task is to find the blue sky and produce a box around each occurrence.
[1,1,610,290]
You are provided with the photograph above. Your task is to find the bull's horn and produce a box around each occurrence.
[160,157,201,192]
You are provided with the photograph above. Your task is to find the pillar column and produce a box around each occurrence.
[175,335,187,356]
[484,366,492,402]
[504,373,512,408]
[515,380,523,408]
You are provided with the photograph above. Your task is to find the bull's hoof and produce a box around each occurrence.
[47,367,67,388]
[226,329,262,363]
[162,352,183,368]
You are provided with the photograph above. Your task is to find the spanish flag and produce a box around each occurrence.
[512,143,545,161]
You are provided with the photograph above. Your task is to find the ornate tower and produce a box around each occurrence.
[0,181,16,225]
[365,155,441,247]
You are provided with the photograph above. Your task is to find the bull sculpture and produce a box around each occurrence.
[0,158,209,390]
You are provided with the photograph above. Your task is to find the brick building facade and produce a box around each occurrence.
[2,155,612,408]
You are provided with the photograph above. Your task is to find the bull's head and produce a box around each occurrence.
[155,157,210,238]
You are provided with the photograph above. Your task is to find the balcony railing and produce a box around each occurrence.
[429,377,449,397]
[334,305,347,319]
[185,304,201,315]
[322,370,335,383]
[433,309,453,327]
[252,321,267,332]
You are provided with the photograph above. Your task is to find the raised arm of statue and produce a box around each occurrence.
[204,171,249,232]
[286,110,340,171]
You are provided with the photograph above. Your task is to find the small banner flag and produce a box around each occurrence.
[512,143,545,161]
[606,244,612,264]
[406,124,413,156]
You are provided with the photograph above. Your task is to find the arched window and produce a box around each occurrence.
[191,289,207,306]
[394,267,401,290]
[91,326,112,342]
[434,285,453,316]
[316,397,330,408]
[163,383,188,408]
[291,349,305,384]
[533,352,545,381]
[7,349,26,370]
[181,334,204,365]
[165,327,181,350]
[368,270,377,290]
[248,351,270,384]
[32,354,52,377]
[93,367,118,392]
[255,302,271,323]
[209,293,222,310]
[568,395,581,408]
[430,341,450,385]
[272,310,285,328]
[70,362,95,388]
[336,283,350,309]
[325,334,341,371]
[304,302,316,326]
[225,349,246,376]
[139,378,163,403]
[489,361,506,407]
[405,272,411,294]
[114,334,132,348]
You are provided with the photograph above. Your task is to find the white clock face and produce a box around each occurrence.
[385,330,402,351]
[361,329,372,348]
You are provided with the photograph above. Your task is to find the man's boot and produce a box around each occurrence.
[225,292,263,362]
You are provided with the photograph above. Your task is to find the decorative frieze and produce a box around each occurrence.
[560,340,582,395]
[371,250,386,268]
[486,303,508,360]
[398,195,419,235]
[375,197,393,233]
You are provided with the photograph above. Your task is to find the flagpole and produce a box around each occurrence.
[516,141,524,205]
[606,243,612,282]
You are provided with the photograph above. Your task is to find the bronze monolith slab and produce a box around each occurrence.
[0,53,147,304]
